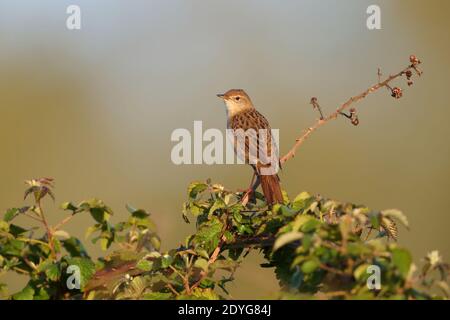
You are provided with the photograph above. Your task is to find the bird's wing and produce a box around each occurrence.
[229,109,279,173]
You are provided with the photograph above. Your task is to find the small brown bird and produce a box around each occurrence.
[217,89,283,205]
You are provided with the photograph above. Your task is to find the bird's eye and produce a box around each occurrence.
[235,96,240,101]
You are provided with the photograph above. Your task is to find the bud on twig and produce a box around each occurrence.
[391,87,403,99]
[339,108,359,126]
[310,97,324,120]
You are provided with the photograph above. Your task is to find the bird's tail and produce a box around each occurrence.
[260,174,283,206]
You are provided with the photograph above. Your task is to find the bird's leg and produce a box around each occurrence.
[241,168,260,206]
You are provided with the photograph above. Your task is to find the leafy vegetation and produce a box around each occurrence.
[0,178,448,300]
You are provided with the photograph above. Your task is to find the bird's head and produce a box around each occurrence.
[217,89,254,117]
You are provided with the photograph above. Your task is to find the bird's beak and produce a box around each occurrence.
[216,93,225,99]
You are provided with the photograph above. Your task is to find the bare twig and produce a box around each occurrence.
[280,59,421,164]
[166,283,180,296]
[53,212,78,231]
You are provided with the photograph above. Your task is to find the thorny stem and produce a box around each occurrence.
[280,62,420,164]
[189,234,227,292]
[53,212,78,231]
[37,199,56,258]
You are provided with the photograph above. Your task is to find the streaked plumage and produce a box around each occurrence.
[218,89,283,205]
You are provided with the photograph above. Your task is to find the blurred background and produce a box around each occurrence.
[1,0,449,299]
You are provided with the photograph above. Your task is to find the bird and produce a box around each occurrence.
[217,89,283,206]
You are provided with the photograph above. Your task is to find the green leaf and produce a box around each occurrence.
[61,202,78,212]
[194,258,209,271]
[188,182,208,199]
[33,287,51,300]
[9,224,27,237]
[0,220,9,232]
[53,230,70,240]
[223,230,234,244]
[150,236,161,251]
[301,259,319,274]
[142,292,173,300]
[126,204,150,219]
[370,213,380,229]
[99,238,110,251]
[136,259,153,271]
[65,257,96,290]
[79,199,113,223]
[273,232,303,251]
[45,263,61,281]
[85,225,99,239]
[208,198,226,216]
[392,248,412,279]
[90,208,110,224]
[193,217,223,253]
[292,215,316,231]
[4,208,18,222]
[62,237,89,258]
[279,205,296,217]
[300,218,321,233]
[196,249,209,259]
[161,254,173,268]
[293,191,311,204]
[12,284,35,300]
[354,263,371,281]
[292,192,314,211]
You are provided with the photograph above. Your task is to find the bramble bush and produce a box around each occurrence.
[0,178,448,300]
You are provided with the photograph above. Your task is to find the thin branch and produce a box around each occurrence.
[22,212,44,223]
[169,265,191,294]
[190,234,227,292]
[280,60,421,164]
[53,212,77,231]
[166,283,180,296]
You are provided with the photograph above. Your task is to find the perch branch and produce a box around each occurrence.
[280,57,422,164]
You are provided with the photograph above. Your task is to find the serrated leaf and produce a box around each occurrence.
[208,198,226,216]
[62,237,89,258]
[161,254,173,268]
[4,208,18,222]
[65,257,96,290]
[300,218,321,233]
[193,217,223,253]
[45,263,61,281]
[354,263,371,281]
[196,249,209,259]
[293,191,311,204]
[136,259,153,271]
[273,232,303,251]
[0,220,9,232]
[188,182,208,199]
[194,258,209,271]
[392,248,412,279]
